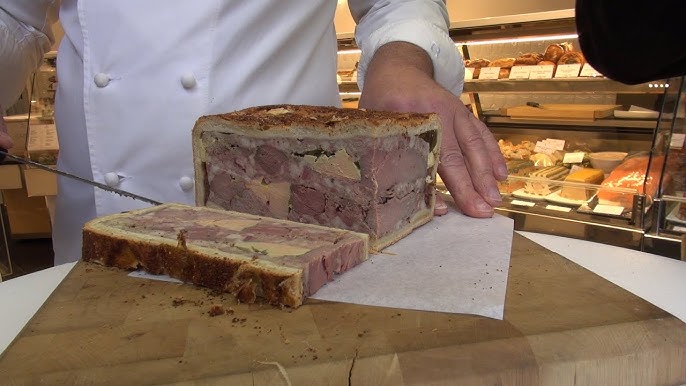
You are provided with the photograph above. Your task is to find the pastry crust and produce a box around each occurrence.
[489,58,516,69]
[557,51,586,65]
[82,203,369,308]
[192,104,441,252]
[465,58,491,68]
[538,60,556,66]
[514,53,543,66]
[543,44,572,63]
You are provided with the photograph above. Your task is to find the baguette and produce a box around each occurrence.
[82,203,369,308]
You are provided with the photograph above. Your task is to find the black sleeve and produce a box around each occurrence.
[575,0,686,84]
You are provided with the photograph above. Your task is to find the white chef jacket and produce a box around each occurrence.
[0,0,464,265]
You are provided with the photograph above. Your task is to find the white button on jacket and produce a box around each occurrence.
[0,0,463,265]
[180,73,197,90]
[179,176,194,192]
[93,73,110,88]
[104,172,120,187]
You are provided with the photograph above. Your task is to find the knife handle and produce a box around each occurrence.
[0,148,6,163]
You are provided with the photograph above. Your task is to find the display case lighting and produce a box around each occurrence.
[454,33,578,47]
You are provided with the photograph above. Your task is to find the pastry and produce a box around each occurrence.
[192,104,441,252]
[82,203,369,308]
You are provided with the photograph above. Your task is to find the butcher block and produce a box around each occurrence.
[1,234,685,385]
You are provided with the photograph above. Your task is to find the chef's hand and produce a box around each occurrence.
[0,106,14,160]
[359,42,507,218]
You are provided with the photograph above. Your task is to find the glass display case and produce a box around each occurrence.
[450,16,676,253]
[644,76,686,259]
[337,11,680,255]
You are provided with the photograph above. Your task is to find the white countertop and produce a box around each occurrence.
[2,232,685,357]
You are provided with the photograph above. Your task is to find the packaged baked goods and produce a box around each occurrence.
[192,104,440,252]
[82,203,369,308]
[559,168,605,200]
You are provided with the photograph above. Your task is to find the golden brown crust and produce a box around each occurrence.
[465,58,490,68]
[538,60,556,66]
[81,204,344,308]
[557,51,586,65]
[514,53,543,66]
[543,44,570,63]
[488,58,516,69]
[194,105,438,137]
[498,68,511,79]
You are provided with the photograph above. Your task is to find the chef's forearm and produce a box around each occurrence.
[364,41,435,86]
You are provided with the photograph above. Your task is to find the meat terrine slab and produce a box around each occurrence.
[192,105,441,251]
[82,203,368,308]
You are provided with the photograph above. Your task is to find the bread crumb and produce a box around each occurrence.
[208,305,225,317]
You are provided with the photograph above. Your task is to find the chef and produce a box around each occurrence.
[0,0,507,265]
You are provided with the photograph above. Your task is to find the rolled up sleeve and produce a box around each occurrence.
[0,0,57,107]
[349,0,464,96]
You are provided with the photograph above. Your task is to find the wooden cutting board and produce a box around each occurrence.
[1,234,685,385]
[503,104,621,120]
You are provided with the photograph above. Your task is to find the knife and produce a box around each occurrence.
[0,150,162,206]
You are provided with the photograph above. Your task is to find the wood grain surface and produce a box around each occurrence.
[503,104,620,120]
[1,234,685,385]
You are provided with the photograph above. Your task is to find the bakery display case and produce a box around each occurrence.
[643,77,686,259]
[452,13,675,252]
[337,10,681,255]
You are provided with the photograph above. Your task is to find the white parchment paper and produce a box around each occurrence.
[128,209,514,319]
[311,211,514,319]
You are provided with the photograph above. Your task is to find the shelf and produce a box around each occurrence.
[338,78,670,95]
[463,78,668,94]
[484,115,662,130]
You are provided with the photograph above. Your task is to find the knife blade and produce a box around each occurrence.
[0,150,162,206]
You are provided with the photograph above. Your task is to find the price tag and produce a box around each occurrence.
[534,138,565,155]
[464,67,474,80]
[529,65,554,79]
[593,204,625,216]
[508,66,531,80]
[580,63,602,77]
[555,64,582,78]
[670,133,685,149]
[546,205,572,213]
[511,199,535,207]
[563,152,586,164]
[545,138,566,151]
[478,66,500,80]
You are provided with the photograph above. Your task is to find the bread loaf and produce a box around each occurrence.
[82,203,369,308]
[489,58,516,69]
[192,105,441,252]
[543,43,573,63]
[514,53,543,66]
[557,52,585,65]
